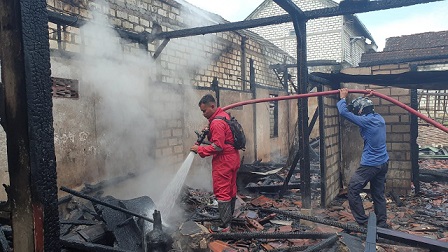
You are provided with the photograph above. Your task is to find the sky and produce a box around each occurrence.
[183,0,448,50]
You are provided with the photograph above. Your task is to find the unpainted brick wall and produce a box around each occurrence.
[340,64,413,195]
[43,0,296,187]
[368,85,412,194]
[321,85,341,206]
[247,0,370,65]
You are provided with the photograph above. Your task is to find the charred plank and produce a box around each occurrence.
[61,238,133,252]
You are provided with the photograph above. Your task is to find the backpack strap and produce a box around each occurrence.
[211,116,232,146]
[214,116,227,121]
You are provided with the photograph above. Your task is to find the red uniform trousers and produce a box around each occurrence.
[212,150,240,202]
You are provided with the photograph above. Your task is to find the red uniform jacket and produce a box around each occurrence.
[197,107,237,158]
[197,107,240,201]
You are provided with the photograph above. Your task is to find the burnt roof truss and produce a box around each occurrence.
[152,0,442,41]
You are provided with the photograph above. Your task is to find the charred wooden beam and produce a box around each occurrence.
[61,238,132,252]
[259,209,448,251]
[388,190,404,207]
[60,219,99,226]
[376,227,448,251]
[365,213,377,252]
[420,169,448,181]
[1,0,60,250]
[152,38,170,59]
[47,10,146,44]
[0,210,10,225]
[46,1,442,43]
[314,70,448,90]
[260,208,367,233]
[302,234,338,252]
[274,0,311,208]
[155,0,441,40]
[247,183,300,193]
[269,245,309,252]
[309,107,319,135]
[211,231,334,240]
[318,85,327,207]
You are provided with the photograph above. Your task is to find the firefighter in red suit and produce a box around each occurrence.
[190,94,240,232]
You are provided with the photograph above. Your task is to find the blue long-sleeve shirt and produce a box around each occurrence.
[337,99,389,166]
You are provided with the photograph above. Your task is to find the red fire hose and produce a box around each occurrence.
[221,89,448,134]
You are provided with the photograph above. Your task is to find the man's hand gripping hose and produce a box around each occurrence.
[190,127,209,154]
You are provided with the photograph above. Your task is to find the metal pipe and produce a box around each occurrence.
[222,89,448,133]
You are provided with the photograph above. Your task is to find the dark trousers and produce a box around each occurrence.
[348,162,388,226]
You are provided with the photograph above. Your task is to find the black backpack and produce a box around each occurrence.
[215,116,246,151]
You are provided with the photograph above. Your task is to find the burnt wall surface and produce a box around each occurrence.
[0,0,296,192]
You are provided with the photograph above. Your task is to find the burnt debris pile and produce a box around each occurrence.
[52,159,448,252]
[59,189,175,252]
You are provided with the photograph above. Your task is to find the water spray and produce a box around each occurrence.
[156,127,209,221]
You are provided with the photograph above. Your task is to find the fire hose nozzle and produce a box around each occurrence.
[195,128,209,145]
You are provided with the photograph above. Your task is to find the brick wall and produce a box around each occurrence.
[35,0,297,189]
[341,64,413,194]
[369,85,412,193]
[246,0,370,66]
[321,85,341,206]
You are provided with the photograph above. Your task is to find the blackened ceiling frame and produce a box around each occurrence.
[48,0,443,58]
[1,0,444,250]
[46,0,444,208]
[149,0,443,208]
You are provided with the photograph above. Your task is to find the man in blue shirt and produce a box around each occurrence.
[337,88,390,228]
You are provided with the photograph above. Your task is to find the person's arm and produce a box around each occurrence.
[196,120,225,157]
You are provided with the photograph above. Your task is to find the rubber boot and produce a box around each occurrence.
[230,197,236,216]
[210,201,232,233]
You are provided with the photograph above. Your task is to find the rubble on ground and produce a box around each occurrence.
[0,159,443,251]
[52,160,448,251]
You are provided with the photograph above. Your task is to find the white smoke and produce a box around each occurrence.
[79,5,156,180]
[74,1,217,216]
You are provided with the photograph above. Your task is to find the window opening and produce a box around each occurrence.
[52,77,79,99]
